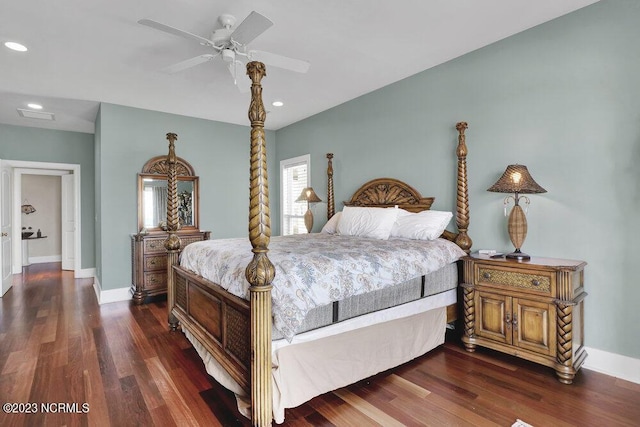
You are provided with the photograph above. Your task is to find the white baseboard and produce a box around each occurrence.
[75,267,95,279]
[28,255,62,264]
[92,277,131,305]
[583,346,640,385]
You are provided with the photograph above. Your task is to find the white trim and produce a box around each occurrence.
[6,160,81,277]
[28,255,62,264]
[280,154,310,235]
[583,346,640,385]
[92,277,131,305]
[75,267,95,279]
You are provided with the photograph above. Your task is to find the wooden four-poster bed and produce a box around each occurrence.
[161,61,472,426]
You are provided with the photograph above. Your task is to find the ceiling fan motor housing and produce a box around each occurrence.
[222,49,235,62]
[211,28,232,47]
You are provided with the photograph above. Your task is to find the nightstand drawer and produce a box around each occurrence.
[476,265,553,296]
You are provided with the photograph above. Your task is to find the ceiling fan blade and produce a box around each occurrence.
[138,19,219,48]
[228,60,250,93]
[230,11,273,46]
[163,54,217,74]
[249,50,310,73]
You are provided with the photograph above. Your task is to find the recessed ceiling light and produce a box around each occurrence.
[4,41,28,52]
[272,101,284,107]
[27,103,43,110]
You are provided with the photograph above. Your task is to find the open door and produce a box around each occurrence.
[61,173,75,271]
[1,161,13,296]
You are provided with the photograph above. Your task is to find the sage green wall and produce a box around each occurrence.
[0,123,95,269]
[95,103,276,291]
[275,0,640,359]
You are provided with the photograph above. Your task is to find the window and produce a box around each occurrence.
[280,154,310,235]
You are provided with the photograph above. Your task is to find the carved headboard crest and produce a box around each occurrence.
[344,178,434,212]
[142,155,195,176]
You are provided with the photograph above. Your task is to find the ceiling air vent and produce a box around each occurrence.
[17,108,55,121]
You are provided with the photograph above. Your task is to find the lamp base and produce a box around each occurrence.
[303,209,313,233]
[506,249,530,261]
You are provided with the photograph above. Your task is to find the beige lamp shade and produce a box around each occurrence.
[487,164,547,194]
[296,187,322,233]
[21,204,36,214]
[488,165,546,260]
[295,187,322,203]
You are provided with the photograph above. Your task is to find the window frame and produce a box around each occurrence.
[280,154,311,235]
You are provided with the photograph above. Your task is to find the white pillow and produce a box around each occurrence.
[337,206,399,240]
[390,209,453,241]
[321,211,342,234]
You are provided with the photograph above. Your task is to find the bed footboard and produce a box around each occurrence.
[172,265,251,392]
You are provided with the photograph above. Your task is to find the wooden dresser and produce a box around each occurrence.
[131,230,210,304]
[460,253,587,384]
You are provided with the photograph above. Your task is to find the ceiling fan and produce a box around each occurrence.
[138,11,310,92]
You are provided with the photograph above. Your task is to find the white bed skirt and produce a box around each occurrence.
[184,289,454,423]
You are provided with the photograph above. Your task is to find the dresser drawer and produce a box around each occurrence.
[144,238,167,254]
[475,265,553,296]
[144,271,167,291]
[144,254,167,271]
[182,236,204,247]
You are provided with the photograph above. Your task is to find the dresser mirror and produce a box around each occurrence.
[137,155,200,233]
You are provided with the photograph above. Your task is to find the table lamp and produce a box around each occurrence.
[296,187,322,233]
[487,164,546,260]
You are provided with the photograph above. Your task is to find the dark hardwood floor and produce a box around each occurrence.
[1,263,638,426]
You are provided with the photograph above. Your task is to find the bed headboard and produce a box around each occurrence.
[344,178,434,212]
[324,122,471,251]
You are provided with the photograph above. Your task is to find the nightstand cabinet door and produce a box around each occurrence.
[475,291,512,345]
[513,298,556,356]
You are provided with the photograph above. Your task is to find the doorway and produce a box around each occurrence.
[2,160,81,287]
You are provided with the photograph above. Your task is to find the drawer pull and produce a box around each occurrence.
[531,279,540,286]
[512,314,518,331]
[483,272,491,279]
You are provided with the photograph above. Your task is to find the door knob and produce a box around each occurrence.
[1,232,7,237]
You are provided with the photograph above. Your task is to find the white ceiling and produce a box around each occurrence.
[0,0,599,134]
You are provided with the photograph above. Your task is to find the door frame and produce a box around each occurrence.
[5,160,81,276]
[1,161,13,296]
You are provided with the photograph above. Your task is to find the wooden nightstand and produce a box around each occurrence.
[460,253,587,384]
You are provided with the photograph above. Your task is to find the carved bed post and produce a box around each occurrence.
[164,132,182,330]
[454,122,472,253]
[326,153,335,220]
[245,61,275,427]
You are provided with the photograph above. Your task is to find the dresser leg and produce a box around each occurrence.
[132,290,145,305]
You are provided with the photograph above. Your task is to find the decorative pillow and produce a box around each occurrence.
[321,211,342,234]
[337,206,399,240]
[390,209,453,241]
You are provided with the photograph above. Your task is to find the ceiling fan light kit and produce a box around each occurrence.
[138,11,310,91]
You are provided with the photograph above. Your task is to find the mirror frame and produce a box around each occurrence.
[137,155,200,233]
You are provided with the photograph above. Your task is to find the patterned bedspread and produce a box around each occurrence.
[179,233,466,341]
